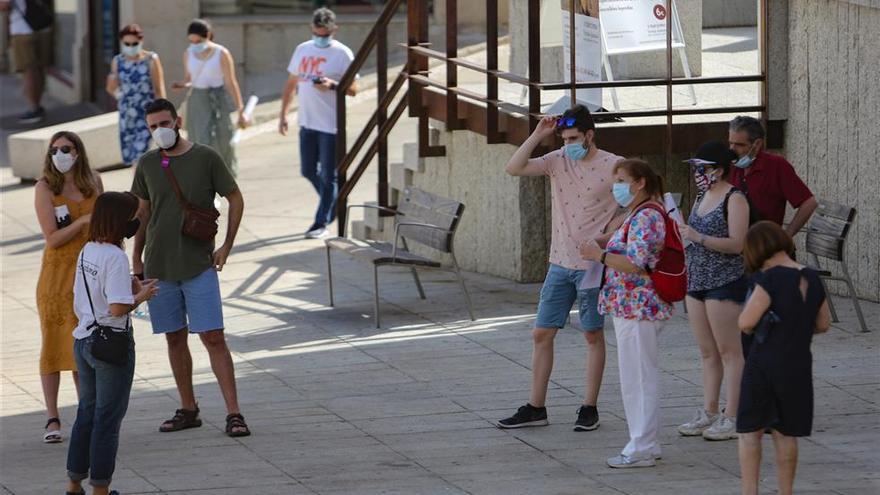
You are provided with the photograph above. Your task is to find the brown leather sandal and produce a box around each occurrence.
[225,413,251,437]
[159,407,202,432]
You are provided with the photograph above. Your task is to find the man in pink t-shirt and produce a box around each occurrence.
[498,105,622,431]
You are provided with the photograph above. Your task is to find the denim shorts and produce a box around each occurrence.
[535,264,604,332]
[147,268,224,334]
[687,275,749,303]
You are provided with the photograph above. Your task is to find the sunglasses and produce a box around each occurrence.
[122,41,140,47]
[49,146,74,155]
[555,116,577,129]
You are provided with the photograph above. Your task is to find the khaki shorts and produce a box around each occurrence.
[10,29,53,72]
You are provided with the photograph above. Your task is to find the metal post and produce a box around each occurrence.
[486,0,501,143]
[569,0,576,107]
[446,0,459,131]
[377,23,389,208]
[527,0,541,133]
[665,0,673,159]
[759,0,769,127]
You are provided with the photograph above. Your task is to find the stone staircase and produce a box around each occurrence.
[349,126,442,243]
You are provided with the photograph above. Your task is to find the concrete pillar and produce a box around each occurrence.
[433,0,510,28]
[702,0,757,28]
[118,0,200,108]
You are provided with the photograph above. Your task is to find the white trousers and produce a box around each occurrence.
[613,317,663,460]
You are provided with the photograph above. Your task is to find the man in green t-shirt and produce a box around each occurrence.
[131,98,250,437]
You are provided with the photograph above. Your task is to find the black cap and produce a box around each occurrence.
[684,140,737,168]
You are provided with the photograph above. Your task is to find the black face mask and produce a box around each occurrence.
[124,218,141,239]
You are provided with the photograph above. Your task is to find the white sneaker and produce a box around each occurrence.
[305,226,329,239]
[702,415,738,441]
[606,454,656,469]
[678,408,719,436]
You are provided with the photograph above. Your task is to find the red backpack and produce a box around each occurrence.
[622,202,687,303]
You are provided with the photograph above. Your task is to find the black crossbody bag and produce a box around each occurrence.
[79,253,132,366]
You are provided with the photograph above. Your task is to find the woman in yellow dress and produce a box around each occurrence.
[34,131,103,443]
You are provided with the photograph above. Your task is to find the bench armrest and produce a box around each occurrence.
[344,204,402,239]
[392,221,453,261]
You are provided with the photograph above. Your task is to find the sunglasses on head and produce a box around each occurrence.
[49,146,74,155]
[556,116,577,129]
[122,41,140,47]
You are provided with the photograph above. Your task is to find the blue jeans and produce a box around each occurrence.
[535,264,605,331]
[299,126,337,229]
[67,334,135,487]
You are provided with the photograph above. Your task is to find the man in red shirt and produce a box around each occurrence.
[728,116,818,237]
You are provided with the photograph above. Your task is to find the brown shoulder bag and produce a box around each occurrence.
[161,153,220,242]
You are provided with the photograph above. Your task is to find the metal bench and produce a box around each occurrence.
[325,187,475,327]
[804,199,868,332]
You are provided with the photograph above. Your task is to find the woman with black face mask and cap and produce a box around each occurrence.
[65,191,158,495]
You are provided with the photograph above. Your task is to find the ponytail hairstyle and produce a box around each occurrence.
[613,158,666,201]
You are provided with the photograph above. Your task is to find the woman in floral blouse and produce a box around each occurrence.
[581,158,672,469]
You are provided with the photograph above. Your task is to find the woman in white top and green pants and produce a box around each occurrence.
[173,19,246,177]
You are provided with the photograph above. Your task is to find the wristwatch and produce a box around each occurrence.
[600,251,608,265]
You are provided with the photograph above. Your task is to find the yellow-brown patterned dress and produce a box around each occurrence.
[35,194,95,374]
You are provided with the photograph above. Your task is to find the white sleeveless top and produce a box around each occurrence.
[187,44,225,89]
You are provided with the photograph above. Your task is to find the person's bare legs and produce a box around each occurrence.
[22,66,45,110]
[66,479,83,493]
[771,430,798,495]
[165,328,197,410]
[738,430,763,495]
[91,486,110,495]
[706,300,745,416]
[582,330,605,406]
[40,372,61,428]
[71,370,80,399]
[686,297,722,414]
[198,330,240,414]
[529,328,558,407]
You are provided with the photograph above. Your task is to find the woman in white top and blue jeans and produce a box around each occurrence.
[66,192,157,495]
[172,19,246,176]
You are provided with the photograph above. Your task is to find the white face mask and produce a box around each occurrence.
[121,43,141,57]
[52,152,76,174]
[151,126,178,150]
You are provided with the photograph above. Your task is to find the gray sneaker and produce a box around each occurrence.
[678,408,718,436]
[702,415,738,441]
[606,454,656,469]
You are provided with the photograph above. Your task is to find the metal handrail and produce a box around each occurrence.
[334,0,408,236]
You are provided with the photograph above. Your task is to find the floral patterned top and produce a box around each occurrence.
[598,205,674,321]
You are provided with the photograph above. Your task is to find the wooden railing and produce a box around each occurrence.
[336,0,771,235]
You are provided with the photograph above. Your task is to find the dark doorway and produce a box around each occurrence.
[89,0,118,111]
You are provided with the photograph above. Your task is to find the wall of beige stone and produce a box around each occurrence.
[784,0,880,301]
[410,129,551,283]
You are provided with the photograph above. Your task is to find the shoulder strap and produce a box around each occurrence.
[623,201,666,236]
[79,250,97,320]
[160,153,192,211]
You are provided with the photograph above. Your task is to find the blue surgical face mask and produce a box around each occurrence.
[313,35,331,48]
[121,43,141,57]
[612,182,635,207]
[734,142,758,169]
[563,143,589,161]
[734,154,754,169]
[189,41,208,54]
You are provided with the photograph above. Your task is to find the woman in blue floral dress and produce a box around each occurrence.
[106,24,166,167]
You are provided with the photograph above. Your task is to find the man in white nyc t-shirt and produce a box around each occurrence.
[278,7,359,239]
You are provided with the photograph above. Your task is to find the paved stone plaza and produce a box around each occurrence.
[2,34,879,495]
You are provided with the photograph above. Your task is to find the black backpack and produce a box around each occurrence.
[15,0,54,31]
